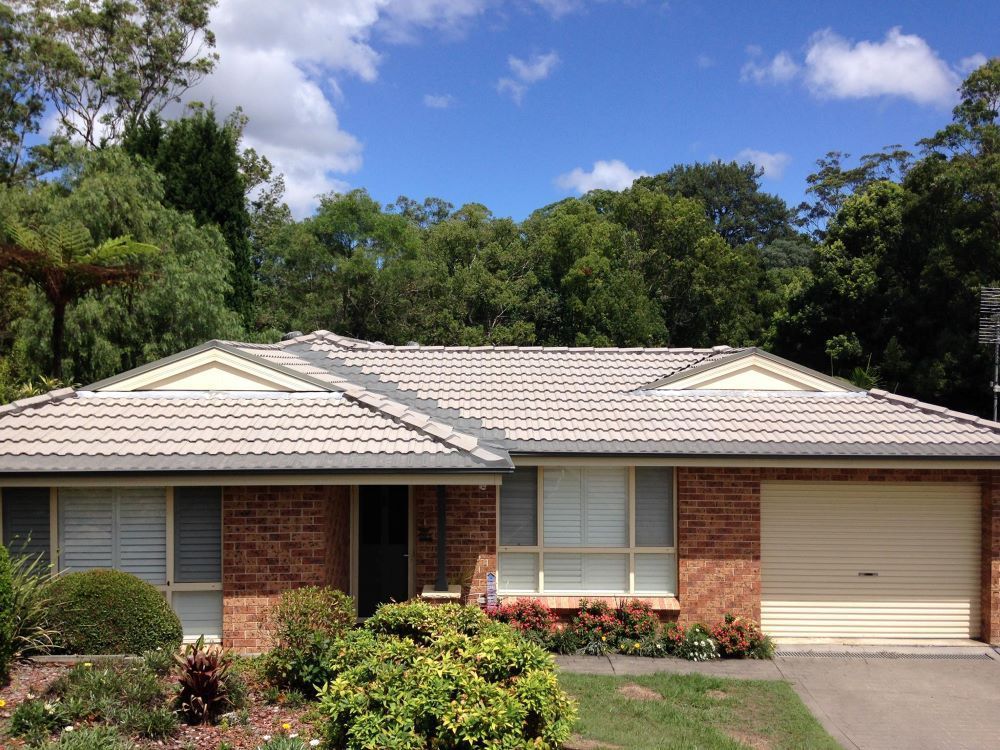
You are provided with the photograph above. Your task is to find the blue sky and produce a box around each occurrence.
[186,1,998,219]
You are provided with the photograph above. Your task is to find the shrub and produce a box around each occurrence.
[38,727,138,750]
[317,602,576,749]
[263,586,355,695]
[659,621,686,654]
[488,598,556,637]
[175,636,237,725]
[571,599,620,650]
[8,550,58,664]
[9,698,69,744]
[141,646,175,677]
[711,614,774,659]
[615,600,658,640]
[675,624,719,662]
[0,544,15,683]
[45,570,182,654]
[548,625,586,655]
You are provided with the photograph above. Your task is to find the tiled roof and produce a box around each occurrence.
[4,329,1000,474]
[243,331,1000,459]
[0,390,509,473]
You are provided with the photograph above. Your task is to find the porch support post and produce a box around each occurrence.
[436,484,448,591]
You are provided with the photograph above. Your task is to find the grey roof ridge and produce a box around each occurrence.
[0,387,77,417]
[867,388,1000,435]
[288,329,741,354]
[334,383,511,468]
[644,347,862,391]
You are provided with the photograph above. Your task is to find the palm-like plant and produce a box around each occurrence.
[0,221,158,377]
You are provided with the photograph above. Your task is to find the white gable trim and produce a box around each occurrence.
[96,347,329,392]
[651,351,857,393]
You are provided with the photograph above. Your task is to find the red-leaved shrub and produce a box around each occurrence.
[487,598,556,634]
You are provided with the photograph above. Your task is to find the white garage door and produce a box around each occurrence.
[761,482,981,640]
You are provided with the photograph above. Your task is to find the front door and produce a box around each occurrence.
[357,486,410,617]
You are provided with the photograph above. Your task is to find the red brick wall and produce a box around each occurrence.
[677,466,1000,643]
[222,485,350,652]
[412,485,497,603]
[677,467,762,627]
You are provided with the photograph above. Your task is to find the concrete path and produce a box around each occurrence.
[556,647,1000,750]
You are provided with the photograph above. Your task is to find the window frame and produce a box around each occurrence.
[1,486,223,642]
[497,465,678,596]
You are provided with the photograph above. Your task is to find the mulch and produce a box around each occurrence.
[0,661,319,750]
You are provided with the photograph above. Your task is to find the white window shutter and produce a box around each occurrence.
[583,467,627,546]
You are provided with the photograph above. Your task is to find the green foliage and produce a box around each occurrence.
[140,646,176,677]
[259,737,313,750]
[45,569,182,654]
[124,108,256,322]
[710,614,774,659]
[38,726,139,750]
[9,697,69,744]
[6,550,57,668]
[175,636,237,725]
[316,602,576,750]
[0,544,14,683]
[674,624,719,662]
[36,660,177,740]
[263,586,355,696]
[26,0,217,147]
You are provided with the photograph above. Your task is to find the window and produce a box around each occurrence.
[26,486,224,641]
[1,487,51,566]
[498,466,676,595]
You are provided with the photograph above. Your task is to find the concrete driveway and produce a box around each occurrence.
[775,648,1000,750]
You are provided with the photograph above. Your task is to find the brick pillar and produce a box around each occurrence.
[984,471,1000,644]
[413,484,497,604]
[222,485,350,653]
[676,467,761,627]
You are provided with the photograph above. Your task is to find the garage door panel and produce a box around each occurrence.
[761,482,981,640]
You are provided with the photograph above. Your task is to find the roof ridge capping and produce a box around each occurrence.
[339,385,511,467]
[868,388,1000,434]
[0,387,75,417]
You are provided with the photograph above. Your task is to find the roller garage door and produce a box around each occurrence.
[761,482,981,639]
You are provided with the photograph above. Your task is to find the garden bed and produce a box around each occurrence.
[0,658,318,750]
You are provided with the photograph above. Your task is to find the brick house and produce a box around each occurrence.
[1,331,998,652]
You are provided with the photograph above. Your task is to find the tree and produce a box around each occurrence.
[124,107,255,322]
[0,3,45,184]
[0,220,156,377]
[633,161,796,250]
[28,0,217,147]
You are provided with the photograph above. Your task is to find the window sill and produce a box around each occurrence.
[499,594,680,611]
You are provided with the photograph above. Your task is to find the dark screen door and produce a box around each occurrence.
[357,486,409,617]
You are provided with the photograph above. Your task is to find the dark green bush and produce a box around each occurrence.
[263,586,355,695]
[317,602,576,750]
[45,570,182,654]
[0,544,15,683]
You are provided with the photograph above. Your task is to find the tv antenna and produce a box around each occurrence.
[979,288,1000,421]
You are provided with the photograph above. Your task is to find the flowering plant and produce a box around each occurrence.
[487,598,556,634]
[711,614,773,659]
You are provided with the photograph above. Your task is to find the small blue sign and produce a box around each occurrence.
[486,571,498,607]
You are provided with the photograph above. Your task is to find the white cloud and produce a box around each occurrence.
[957,52,988,75]
[498,51,560,103]
[740,50,799,84]
[508,51,561,82]
[803,27,960,106]
[179,0,505,218]
[736,148,791,179]
[555,159,648,193]
[423,93,455,108]
[696,54,715,69]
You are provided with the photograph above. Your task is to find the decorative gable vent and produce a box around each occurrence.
[90,344,331,393]
[647,349,859,393]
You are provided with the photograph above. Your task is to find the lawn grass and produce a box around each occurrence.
[558,671,840,750]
